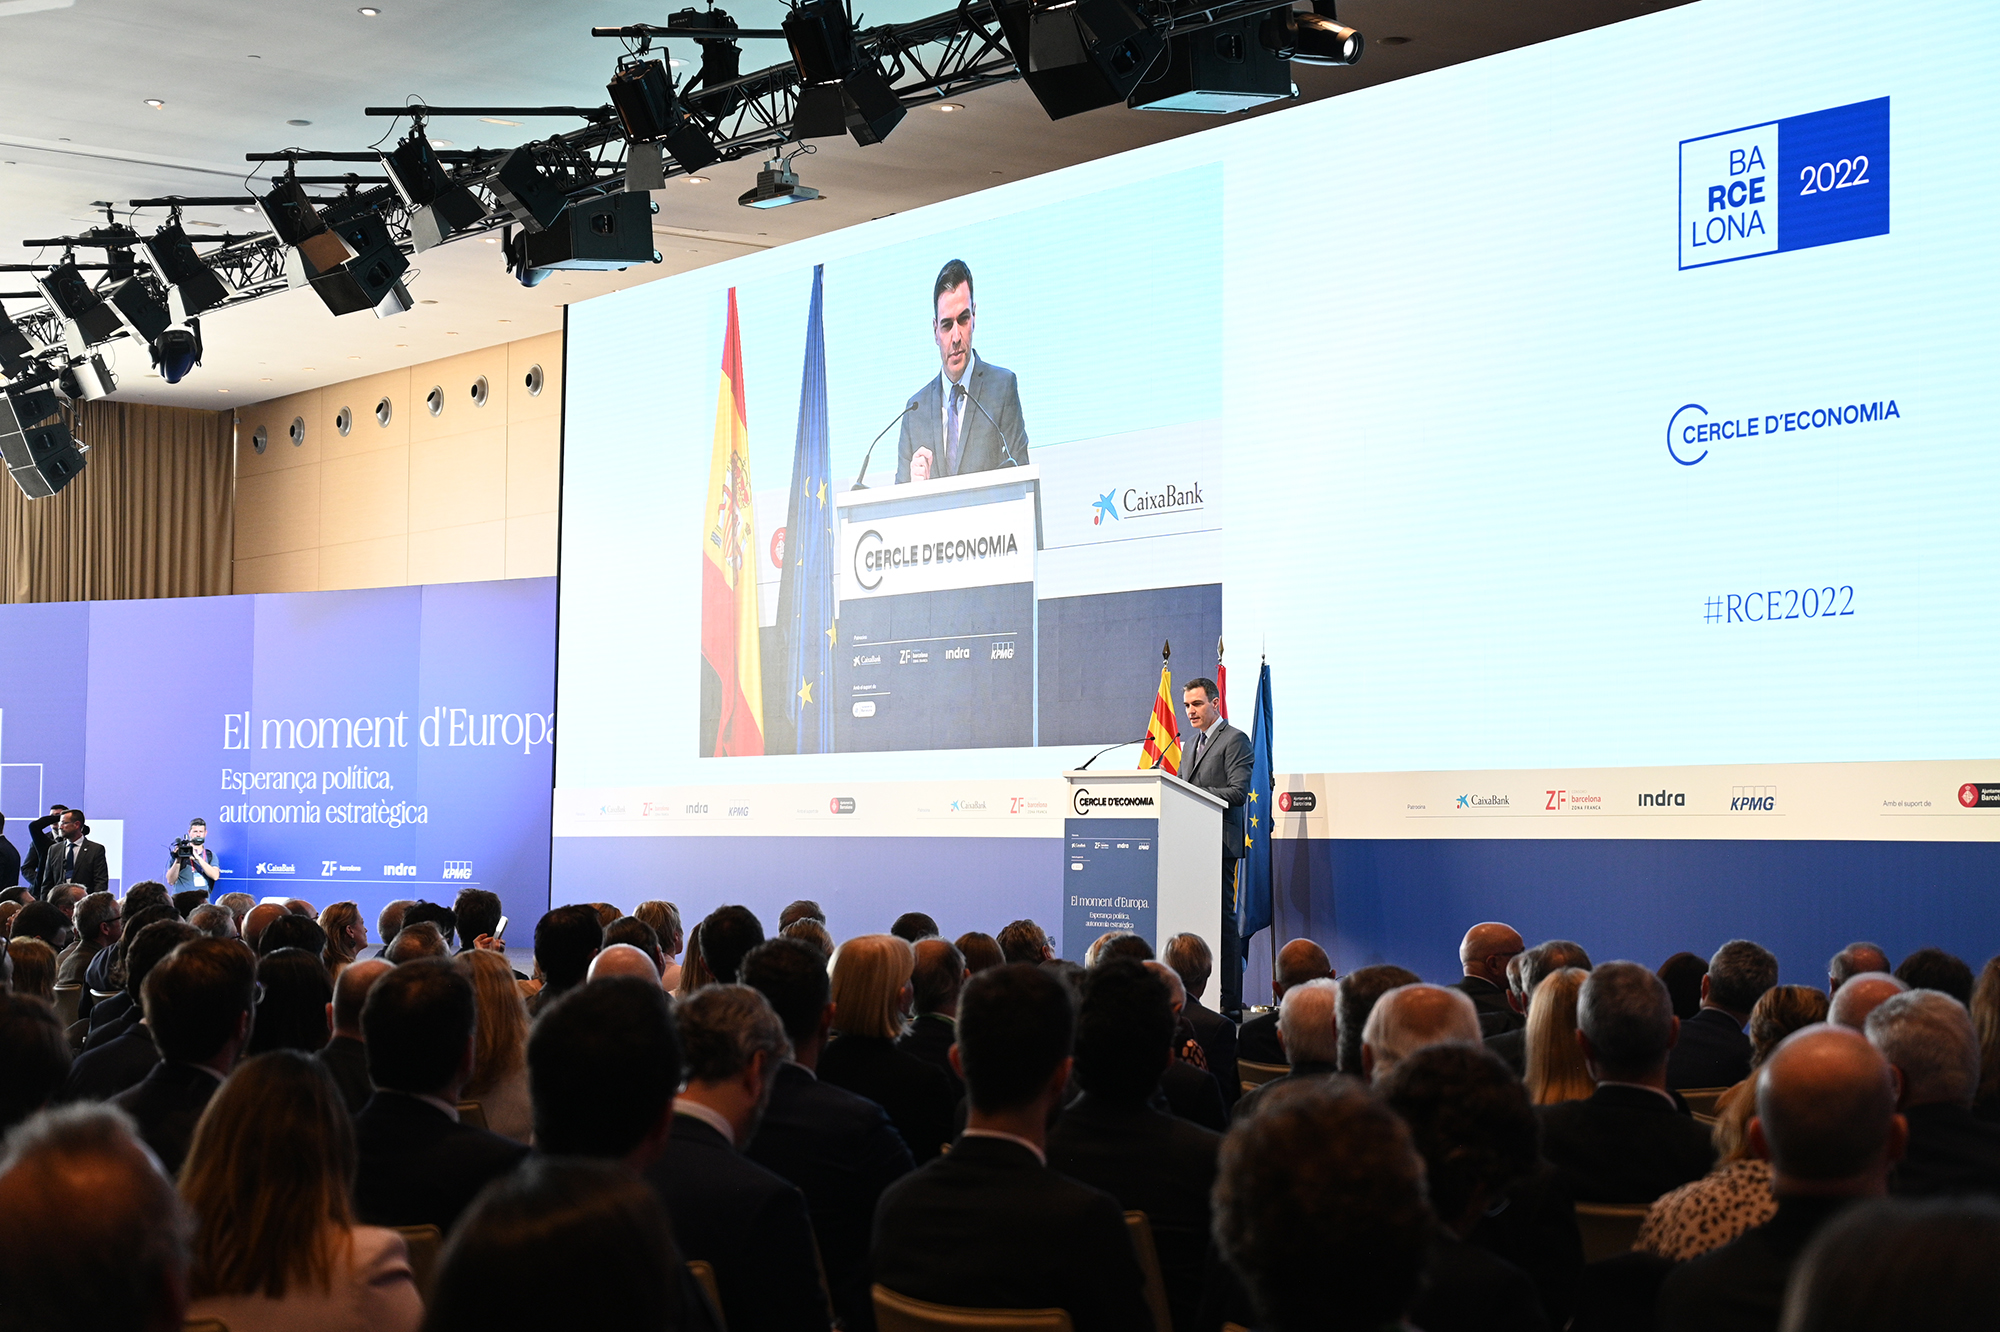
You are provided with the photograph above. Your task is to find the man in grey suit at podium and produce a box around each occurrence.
[895,259,1030,484]
[1180,678,1253,1016]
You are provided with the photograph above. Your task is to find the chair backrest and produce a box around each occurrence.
[874,1285,1074,1332]
[689,1259,726,1331]
[1238,1059,1288,1092]
[455,1100,488,1130]
[51,983,81,1028]
[1678,1086,1731,1118]
[395,1224,441,1297]
[1124,1212,1173,1332]
[1692,1111,1719,1129]
[1574,1202,1651,1264]
[184,1320,229,1332]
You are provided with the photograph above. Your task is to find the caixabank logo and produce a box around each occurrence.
[1680,97,1889,270]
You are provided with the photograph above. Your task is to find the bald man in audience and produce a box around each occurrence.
[1657,1025,1906,1332]
[1865,990,2000,1198]
[374,900,415,958]
[1454,922,1527,1037]
[1237,938,1333,1066]
[1828,942,1891,994]
[1828,972,1907,1030]
[1360,983,1481,1081]
[588,943,664,985]
[1234,978,1340,1121]
[384,921,448,964]
[240,902,287,952]
[318,958,392,1114]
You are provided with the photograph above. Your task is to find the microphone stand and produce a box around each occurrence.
[1075,738,1145,771]
[955,382,1022,467]
[851,402,918,491]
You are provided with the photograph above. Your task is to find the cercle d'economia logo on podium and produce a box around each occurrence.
[1679,97,1889,270]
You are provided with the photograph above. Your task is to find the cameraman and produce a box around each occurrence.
[164,817,220,896]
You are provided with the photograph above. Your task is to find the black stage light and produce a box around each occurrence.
[737,155,820,208]
[383,135,489,252]
[672,7,743,117]
[502,227,550,288]
[608,55,721,174]
[0,306,39,378]
[1129,14,1292,112]
[310,200,413,318]
[0,386,85,500]
[144,220,233,315]
[783,0,905,145]
[993,0,1165,120]
[515,192,661,275]
[490,142,591,233]
[37,263,124,348]
[58,353,115,402]
[151,318,203,384]
[104,277,171,343]
[1260,5,1363,65]
[260,178,333,247]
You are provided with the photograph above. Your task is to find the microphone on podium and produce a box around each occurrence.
[953,382,1021,467]
[1075,738,1146,771]
[851,402,919,491]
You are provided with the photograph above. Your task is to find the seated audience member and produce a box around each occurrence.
[822,932,958,1162]
[698,904,766,983]
[1086,931,1153,967]
[1974,956,2000,1123]
[426,1158,698,1332]
[527,904,603,1016]
[353,959,529,1232]
[0,1104,193,1332]
[1214,1079,1433,1332]
[1895,947,1975,1005]
[187,902,236,940]
[257,911,327,959]
[1490,941,1594,1073]
[1049,958,1222,1332]
[0,901,21,937]
[642,984,830,1331]
[47,881,87,919]
[452,888,510,956]
[1236,978,1339,1120]
[1828,942,1891,994]
[1145,960,1229,1130]
[779,899,825,930]
[996,917,1054,965]
[57,890,120,986]
[10,900,71,952]
[1667,939,1780,1091]
[891,911,940,943]
[1241,938,1335,1065]
[1165,932,1240,1104]
[172,888,209,919]
[1524,968,1594,1105]
[900,936,965,1094]
[114,937,256,1174]
[64,918,200,1099]
[318,959,392,1114]
[382,920,446,965]
[245,947,333,1055]
[589,942,664,984]
[1362,983,1482,1081]
[9,937,55,1003]
[0,993,69,1132]
[873,963,1151,1331]
[219,891,255,929]
[1656,1026,1906,1332]
[675,921,715,998]
[956,930,1004,974]
[1455,921,1528,1037]
[451,950,532,1142]
[741,937,915,1332]
[528,976,680,1166]
[1540,961,1716,1203]
[1864,989,2000,1198]
[782,917,835,960]
[319,901,367,975]
[372,900,414,958]
[179,1051,421,1332]
[603,916,667,974]
[401,900,456,949]
[1658,951,1710,1020]
[242,901,289,952]
[83,901,177,1033]
[634,899,684,989]
[1379,1045,1550,1332]
[80,885,171,995]
[1778,1196,2000,1332]
[1336,964,1421,1076]
[1828,972,1907,1030]
[592,902,621,929]
[286,898,319,918]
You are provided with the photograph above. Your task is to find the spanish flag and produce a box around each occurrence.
[1139,664,1181,775]
[698,289,765,757]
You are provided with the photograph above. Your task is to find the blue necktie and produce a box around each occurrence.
[65,842,75,876]
[946,386,965,476]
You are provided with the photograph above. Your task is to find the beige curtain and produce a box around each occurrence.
[0,400,234,603]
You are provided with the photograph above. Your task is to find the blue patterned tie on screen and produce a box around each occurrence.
[946,385,965,476]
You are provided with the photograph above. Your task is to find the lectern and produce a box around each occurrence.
[1059,768,1225,962]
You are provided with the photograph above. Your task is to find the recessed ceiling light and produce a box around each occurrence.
[236,204,257,213]
[479,117,521,127]
[685,175,709,185]
[144,98,166,109]
[1376,35,1411,45]
[347,355,361,360]
[445,331,459,336]
[287,119,311,126]
[482,236,498,244]
[302,366,315,371]
[258,377,272,382]
[217,388,229,393]
[668,57,685,68]
[358,6,381,14]
[419,299,438,305]
[429,138,453,148]
[937,103,964,113]
[394,343,409,348]
[497,318,511,324]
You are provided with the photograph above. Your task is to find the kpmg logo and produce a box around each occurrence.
[1456,794,1509,809]
[442,860,474,879]
[1731,786,1777,812]
[1679,97,1889,270]
[254,862,296,875]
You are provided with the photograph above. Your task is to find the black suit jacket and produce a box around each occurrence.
[747,1061,915,1332]
[872,1134,1152,1332]
[1537,1083,1716,1203]
[316,1034,373,1115]
[1158,1058,1228,1132]
[0,834,19,889]
[1048,1093,1221,1332]
[1457,975,1525,1037]
[897,1012,963,1099]
[1235,1010,1283,1066]
[1891,1101,2000,1198]
[353,1091,528,1233]
[1665,1007,1752,1090]
[646,1112,830,1332]
[1486,1025,1527,1075]
[23,813,57,886]
[1409,1229,1550,1332]
[111,1061,219,1175]
[820,1033,958,1164]
[1181,996,1239,1108]
[39,835,108,895]
[61,1021,159,1102]
[894,356,1029,483]
[1656,1195,1854,1332]
[1182,721,1254,861]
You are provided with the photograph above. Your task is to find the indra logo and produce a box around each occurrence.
[1680,97,1889,270]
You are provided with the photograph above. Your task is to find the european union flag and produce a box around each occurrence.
[1237,661,1274,952]
[778,265,835,753]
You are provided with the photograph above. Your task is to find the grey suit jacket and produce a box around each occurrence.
[894,356,1029,483]
[1183,721,1254,861]
[41,836,108,895]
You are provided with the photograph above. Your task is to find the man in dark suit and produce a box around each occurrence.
[1657,1025,1906,1332]
[60,918,199,1101]
[1238,938,1333,1067]
[353,959,528,1233]
[1666,939,1778,1091]
[1234,979,1340,1122]
[1539,961,1716,1203]
[1164,931,1239,1108]
[899,936,964,1098]
[316,958,390,1114]
[1864,989,2000,1197]
[1178,677,1254,1014]
[525,903,602,1018]
[743,938,916,1332]
[643,983,831,1332]
[1486,941,1593,1075]
[874,963,1151,1331]
[111,937,253,1174]
[895,259,1029,483]
[528,974,682,1168]
[37,808,107,897]
[0,813,20,891]
[21,804,65,890]
[1453,921,1527,1038]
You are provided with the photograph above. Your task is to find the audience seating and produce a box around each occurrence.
[183,1321,228,1332]
[688,1259,725,1331]
[395,1224,441,1297]
[51,983,80,1028]
[1574,1202,1650,1263]
[455,1100,488,1130]
[1677,1086,1730,1117]
[1124,1211,1173,1332]
[1238,1058,1287,1092]
[874,1285,1075,1332]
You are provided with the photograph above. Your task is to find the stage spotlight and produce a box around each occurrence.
[1130,14,1292,112]
[513,192,661,278]
[58,353,116,402]
[737,155,820,209]
[783,0,905,145]
[490,141,593,233]
[37,263,124,349]
[501,227,550,288]
[143,220,233,315]
[993,0,1165,120]
[607,55,721,174]
[1259,5,1363,65]
[150,318,203,384]
[104,277,171,343]
[0,384,85,500]
[0,306,39,378]
[671,6,743,117]
[311,199,413,318]
[383,133,489,251]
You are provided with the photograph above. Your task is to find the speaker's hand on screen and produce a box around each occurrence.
[911,448,933,481]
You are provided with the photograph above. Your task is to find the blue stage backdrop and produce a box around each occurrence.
[1,578,555,937]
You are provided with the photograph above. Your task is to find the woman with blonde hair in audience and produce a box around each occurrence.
[1971,954,2000,1123]
[674,920,714,1000]
[456,948,533,1143]
[318,902,367,977]
[180,1050,421,1332]
[635,900,683,991]
[6,937,56,1004]
[1523,967,1594,1105]
[1638,982,1830,1260]
[820,932,957,1162]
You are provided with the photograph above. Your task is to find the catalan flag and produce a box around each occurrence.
[1139,662,1181,775]
[698,288,765,757]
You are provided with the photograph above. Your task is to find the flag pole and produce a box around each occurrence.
[1266,648,1276,983]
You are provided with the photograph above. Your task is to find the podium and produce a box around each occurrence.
[1059,769,1225,963]
[834,466,1042,751]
